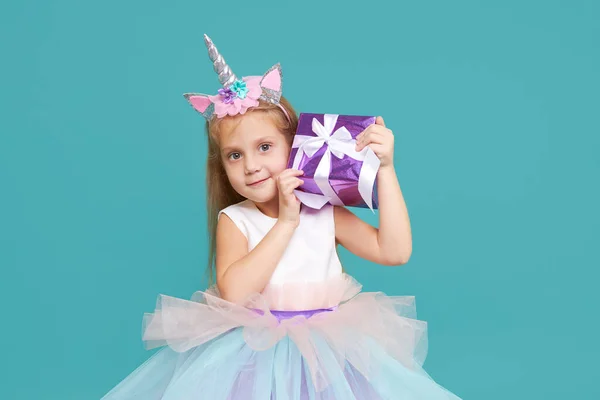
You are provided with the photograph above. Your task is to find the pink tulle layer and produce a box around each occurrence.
[141,273,428,392]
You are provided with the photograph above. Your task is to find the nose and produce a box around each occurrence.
[243,154,261,174]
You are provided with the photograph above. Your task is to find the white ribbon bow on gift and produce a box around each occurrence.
[290,114,381,211]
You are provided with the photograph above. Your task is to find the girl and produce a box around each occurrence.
[101,35,462,399]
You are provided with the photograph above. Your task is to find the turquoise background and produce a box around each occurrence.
[1,0,598,398]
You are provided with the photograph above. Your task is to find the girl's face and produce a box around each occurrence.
[217,112,291,204]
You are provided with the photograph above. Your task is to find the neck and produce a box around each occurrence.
[253,197,279,219]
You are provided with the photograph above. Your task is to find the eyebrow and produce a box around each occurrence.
[221,136,278,154]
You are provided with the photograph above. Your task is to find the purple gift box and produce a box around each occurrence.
[286,113,381,210]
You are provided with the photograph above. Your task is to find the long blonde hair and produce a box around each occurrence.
[204,97,299,285]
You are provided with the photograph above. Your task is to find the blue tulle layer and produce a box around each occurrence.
[102,327,461,399]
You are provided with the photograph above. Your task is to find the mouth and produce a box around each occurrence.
[248,177,270,186]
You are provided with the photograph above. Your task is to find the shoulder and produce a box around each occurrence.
[333,205,358,224]
[333,205,373,240]
[333,206,390,264]
[219,199,253,216]
[218,199,252,239]
[333,206,354,247]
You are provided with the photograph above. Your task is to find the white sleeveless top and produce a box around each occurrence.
[218,199,343,285]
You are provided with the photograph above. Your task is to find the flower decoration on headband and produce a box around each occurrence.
[217,87,236,104]
[183,34,288,121]
[230,80,248,99]
[208,77,261,117]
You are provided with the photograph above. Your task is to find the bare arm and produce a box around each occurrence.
[215,215,297,303]
[374,165,412,263]
[334,166,411,266]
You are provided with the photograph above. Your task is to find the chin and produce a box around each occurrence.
[246,191,277,204]
[240,183,277,204]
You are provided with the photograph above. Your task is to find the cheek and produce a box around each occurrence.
[223,164,242,185]
[268,149,290,173]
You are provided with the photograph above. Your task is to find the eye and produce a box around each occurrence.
[228,152,241,161]
[259,143,272,152]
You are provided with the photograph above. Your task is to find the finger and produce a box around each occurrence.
[281,179,304,194]
[358,137,389,153]
[282,177,304,188]
[277,170,303,184]
[292,178,305,190]
[356,132,385,150]
[280,169,303,177]
[361,131,386,142]
[365,142,387,157]
[357,124,389,140]
[280,175,304,188]
[279,169,305,179]
[365,125,391,136]
[279,173,305,185]
[356,125,374,140]
[376,116,385,127]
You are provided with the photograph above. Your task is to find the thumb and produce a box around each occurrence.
[375,116,386,127]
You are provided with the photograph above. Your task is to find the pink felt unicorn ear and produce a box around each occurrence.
[259,63,283,104]
[183,93,215,120]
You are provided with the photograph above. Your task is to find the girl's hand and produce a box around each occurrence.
[276,169,304,227]
[355,116,395,169]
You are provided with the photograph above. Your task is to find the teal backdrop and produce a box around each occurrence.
[1,0,598,398]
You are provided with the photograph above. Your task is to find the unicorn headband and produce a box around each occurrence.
[183,34,290,122]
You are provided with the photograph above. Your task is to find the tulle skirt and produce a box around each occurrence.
[101,274,462,399]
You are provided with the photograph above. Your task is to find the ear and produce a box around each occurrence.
[183,93,214,120]
[259,63,283,104]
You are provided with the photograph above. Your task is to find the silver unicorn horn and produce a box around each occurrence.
[204,34,238,88]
